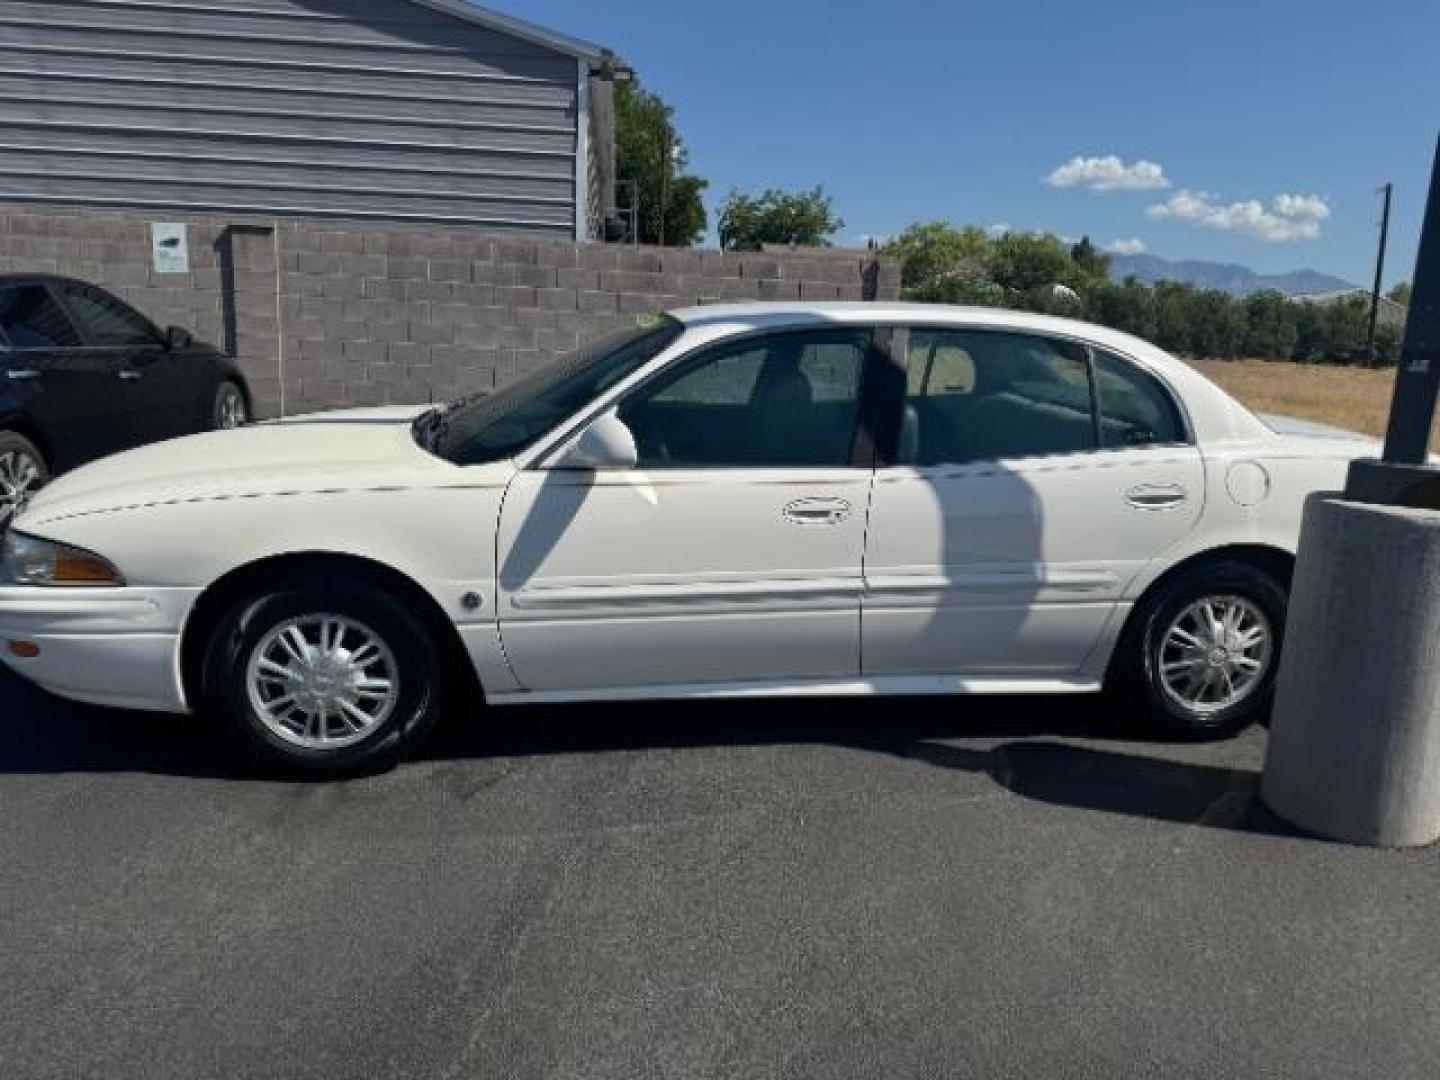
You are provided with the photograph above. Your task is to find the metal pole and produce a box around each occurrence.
[657,128,671,248]
[1381,135,1440,467]
[1368,182,1393,368]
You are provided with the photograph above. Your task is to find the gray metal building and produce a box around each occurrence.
[0,0,621,239]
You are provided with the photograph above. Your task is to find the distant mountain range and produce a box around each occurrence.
[1109,253,1355,297]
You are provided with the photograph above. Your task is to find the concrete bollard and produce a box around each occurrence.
[1262,494,1440,847]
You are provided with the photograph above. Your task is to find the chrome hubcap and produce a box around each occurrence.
[0,449,44,529]
[216,386,247,430]
[1160,596,1273,714]
[246,615,399,750]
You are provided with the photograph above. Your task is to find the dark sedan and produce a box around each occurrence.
[0,275,250,528]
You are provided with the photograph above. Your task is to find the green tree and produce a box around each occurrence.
[991,232,1083,294]
[1087,276,1157,340]
[876,216,1400,369]
[717,186,844,251]
[614,78,707,247]
[1185,289,1246,358]
[1388,281,1412,307]
[1292,302,1329,362]
[1070,236,1111,282]
[883,221,994,294]
[1149,281,1190,354]
[1374,323,1403,367]
[909,272,1007,307]
[1242,290,1299,359]
[1321,296,1372,365]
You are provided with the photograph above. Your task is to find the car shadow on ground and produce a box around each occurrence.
[0,671,1304,840]
[436,694,1301,839]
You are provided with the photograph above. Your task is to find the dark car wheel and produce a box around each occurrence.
[212,380,248,430]
[202,579,442,777]
[1111,560,1289,739]
[0,431,49,531]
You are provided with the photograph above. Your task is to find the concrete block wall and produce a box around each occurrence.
[0,205,901,419]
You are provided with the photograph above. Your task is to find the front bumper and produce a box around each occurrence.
[0,586,201,713]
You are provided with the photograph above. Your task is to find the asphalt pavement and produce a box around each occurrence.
[3,668,1438,1079]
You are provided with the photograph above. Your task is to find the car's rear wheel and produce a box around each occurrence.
[0,431,49,532]
[1112,560,1289,738]
[202,579,441,776]
[212,380,248,430]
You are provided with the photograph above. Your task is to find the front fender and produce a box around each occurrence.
[26,483,509,626]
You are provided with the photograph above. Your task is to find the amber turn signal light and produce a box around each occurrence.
[7,640,40,659]
[52,547,125,585]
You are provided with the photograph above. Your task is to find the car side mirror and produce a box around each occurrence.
[164,325,194,351]
[551,411,638,470]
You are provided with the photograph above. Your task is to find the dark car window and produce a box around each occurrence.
[0,285,82,349]
[58,284,158,348]
[434,318,684,465]
[619,329,868,468]
[1094,350,1188,448]
[899,329,1096,466]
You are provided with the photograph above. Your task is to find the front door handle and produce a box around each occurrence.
[6,368,40,381]
[783,498,853,526]
[1126,483,1189,511]
[117,369,144,381]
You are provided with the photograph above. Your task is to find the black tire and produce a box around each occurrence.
[201,578,441,777]
[1110,560,1289,739]
[0,430,50,532]
[211,379,249,431]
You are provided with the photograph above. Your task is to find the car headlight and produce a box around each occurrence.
[0,531,124,587]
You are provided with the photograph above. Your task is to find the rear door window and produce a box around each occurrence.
[0,285,82,349]
[899,329,1097,465]
[1094,350,1188,448]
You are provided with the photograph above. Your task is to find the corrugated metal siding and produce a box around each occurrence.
[0,0,583,234]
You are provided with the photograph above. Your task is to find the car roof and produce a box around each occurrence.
[0,273,88,287]
[672,301,1145,348]
[670,300,1175,364]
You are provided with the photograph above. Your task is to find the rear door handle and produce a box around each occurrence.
[117,369,144,381]
[6,368,40,381]
[1126,484,1188,511]
[783,498,853,526]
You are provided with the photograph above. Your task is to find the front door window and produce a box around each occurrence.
[618,329,870,468]
[55,284,159,348]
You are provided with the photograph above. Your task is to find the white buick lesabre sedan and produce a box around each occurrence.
[0,303,1379,774]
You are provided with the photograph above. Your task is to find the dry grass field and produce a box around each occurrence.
[1192,359,1440,453]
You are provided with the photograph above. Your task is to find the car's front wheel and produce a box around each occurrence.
[1113,560,1289,738]
[0,431,49,532]
[202,580,441,776]
[212,380,248,431]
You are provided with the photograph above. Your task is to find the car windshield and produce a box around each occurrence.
[424,316,684,465]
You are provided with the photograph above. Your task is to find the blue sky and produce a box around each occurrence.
[514,0,1437,286]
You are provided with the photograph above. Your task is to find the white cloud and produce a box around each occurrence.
[1045,155,1171,192]
[1106,238,1147,255]
[1146,189,1330,242]
[1272,193,1332,222]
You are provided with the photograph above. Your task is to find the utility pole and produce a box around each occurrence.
[657,128,672,248]
[1367,182,1394,368]
[1354,134,1440,482]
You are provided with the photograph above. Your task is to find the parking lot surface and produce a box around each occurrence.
[3,669,1438,1079]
